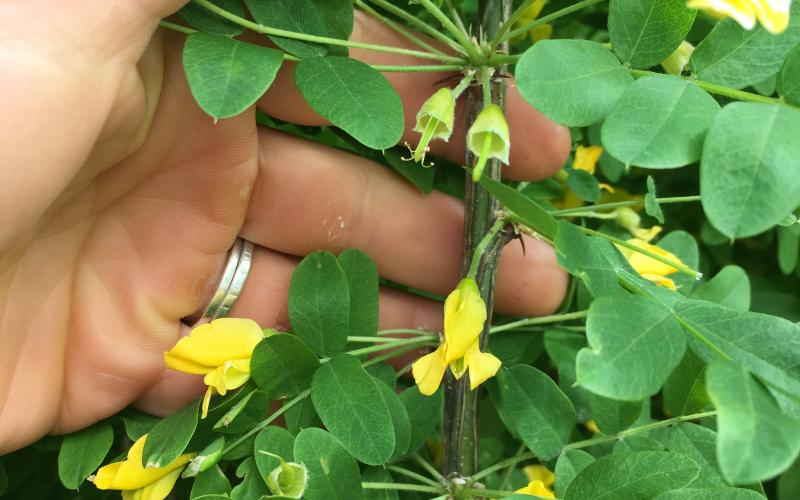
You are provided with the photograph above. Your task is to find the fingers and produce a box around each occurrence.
[257,12,570,181]
[241,129,568,316]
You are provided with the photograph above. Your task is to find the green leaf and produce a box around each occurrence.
[289,251,350,356]
[183,33,284,119]
[567,169,600,202]
[361,467,400,500]
[701,103,800,238]
[118,408,160,441]
[676,299,800,416]
[577,294,686,400]
[778,459,800,500]
[554,449,595,498]
[601,76,719,168]
[778,225,800,275]
[477,176,557,239]
[231,456,270,500]
[294,428,362,500]
[183,437,225,478]
[659,230,699,293]
[251,333,320,399]
[142,400,200,468]
[366,363,397,390]
[689,5,800,89]
[690,266,750,311]
[555,221,632,298]
[706,360,800,484]
[311,355,395,465]
[254,426,295,481]
[399,386,442,455]
[338,249,379,339]
[565,451,700,499]
[488,365,577,460]
[57,421,113,489]
[295,56,404,150]
[614,435,665,454]
[609,0,696,68]
[663,350,709,416]
[778,44,800,105]
[285,397,321,435]
[383,148,436,194]
[190,466,232,499]
[372,377,411,461]
[213,389,269,434]
[245,0,353,58]
[654,487,768,499]
[177,0,245,36]
[663,423,725,488]
[645,176,665,223]
[517,39,634,127]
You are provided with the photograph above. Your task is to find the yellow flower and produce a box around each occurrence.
[411,278,501,395]
[164,318,265,418]
[617,238,686,290]
[92,434,194,500]
[523,464,555,487]
[585,419,601,434]
[660,40,695,75]
[687,0,791,34]
[573,145,603,175]
[515,479,556,498]
[513,0,554,44]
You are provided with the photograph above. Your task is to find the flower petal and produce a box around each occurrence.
[523,465,555,487]
[93,435,193,491]
[687,0,757,29]
[138,467,183,500]
[164,318,263,370]
[618,238,684,276]
[412,344,447,396]
[443,279,487,363]
[465,342,501,390]
[515,479,556,498]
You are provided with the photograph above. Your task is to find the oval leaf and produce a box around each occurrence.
[142,400,200,468]
[609,0,696,69]
[183,33,284,120]
[57,421,113,490]
[778,44,800,105]
[602,76,720,168]
[338,249,379,339]
[294,428,362,500]
[517,39,634,127]
[700,102,800,239]
[251,333,320,399]
[311,355,395,465]
[295,56,404,149]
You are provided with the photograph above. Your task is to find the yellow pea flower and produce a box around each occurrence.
[573,145,603,175]
[523,464,555,487]
[164,318,265,418]
[617,238,686,290]
[411,278,501,395]
[687,0,791,34]
[515,479,556,498]
[92,434,194,500]
[513,0,554,44]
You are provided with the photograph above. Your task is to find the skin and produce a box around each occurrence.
[0,0,570,454]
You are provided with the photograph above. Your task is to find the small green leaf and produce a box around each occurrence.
[663,423,725,488]
[57,421,114,490]
[778,225,800,275]
[778,44,800,105]
[602,76,720,168]
[183,437,225,478]
[663,350,709,417]
[251,333,319,399]
[517,39,634,127]
[690,5,800,89]
[294,428,362,500]
[285,397,322,435]
[338,249,379,339]
[577,294,686,400]
[190,465,232,499]
[778,459,800,500]
[231,456,270,500]
[478,175,557,239]
[567,169,600,202]
[118,408,159,441]
[245,0,353,58]
[488,365,577,460]
[289,251,350,357]
[645,176,665,223]
[706,360,800,484]
[399,386,443,455]
[295,56,404,150]
[183,33,284,119]
[565,451,701,499]
[654,487,768,499]
[177,0,245,36]
[255,426,295,481]
[609,0,696,69]
[554,449,595,498]
[700,103,800,238]
[142,400,200,468]
[311,355,395,465]
[213,390,269,434]
[690,266,750,311]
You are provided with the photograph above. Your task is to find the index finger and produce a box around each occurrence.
[257,12,571,181]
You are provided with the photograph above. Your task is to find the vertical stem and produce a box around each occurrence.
[443,0,512,482]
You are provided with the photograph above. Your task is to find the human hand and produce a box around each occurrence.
[0,1,570,453]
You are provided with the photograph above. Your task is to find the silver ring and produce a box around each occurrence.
[183,237,254,326]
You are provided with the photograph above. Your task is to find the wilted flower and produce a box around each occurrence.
[468,104,511,181]
[660,40,695,75]
[687,0,791,34]
[405,87,456,167]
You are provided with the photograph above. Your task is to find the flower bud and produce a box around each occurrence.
[406,87,456,166]
[467,104,510,181]
[660,40,695,75]
[265,455,308,499]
